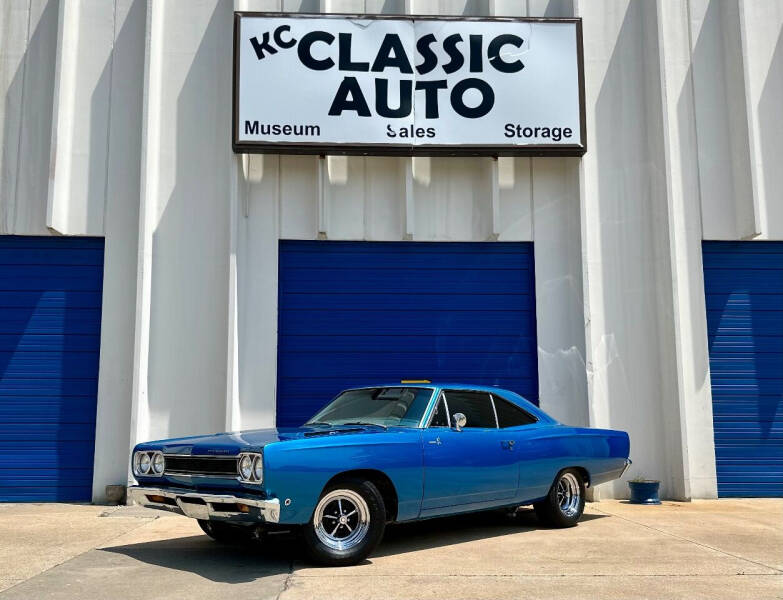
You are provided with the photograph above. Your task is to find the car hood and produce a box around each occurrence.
[146,426,388,456]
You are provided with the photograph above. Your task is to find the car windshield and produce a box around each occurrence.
[305,387,434,428]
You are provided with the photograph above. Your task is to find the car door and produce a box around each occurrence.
[420,390,519,513]
[490,392,552,502]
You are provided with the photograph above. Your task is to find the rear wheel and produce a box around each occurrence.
[198,519,255,544]
[534,469,585,528]
[302,478,386,566]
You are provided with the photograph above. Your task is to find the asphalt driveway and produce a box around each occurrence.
[0,499,781,599]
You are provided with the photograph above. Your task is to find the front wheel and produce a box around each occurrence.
[302,478,386,566]
[534,469,586,528]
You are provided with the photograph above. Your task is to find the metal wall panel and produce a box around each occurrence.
[703,241,783,497]
[276,240,538,427]
[0,236,104,502]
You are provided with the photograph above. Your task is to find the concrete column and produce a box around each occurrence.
[0,0,57,235]
[689,0,755,240]
[576,0,679,499]
[46,0,113,235]
[128,0,164,473]
[532,158,588,427]
[91,0,146,501]
[738,0,783,239]
[129,0,233,477]
[654,0,718,498]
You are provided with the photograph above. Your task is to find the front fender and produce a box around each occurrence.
[263,429,423,524]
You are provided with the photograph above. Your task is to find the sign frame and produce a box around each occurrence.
[232,12,586,157]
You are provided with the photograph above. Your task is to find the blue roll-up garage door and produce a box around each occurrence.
[703,241,783,497]
[0,236,104,502]
[277,241,538,427]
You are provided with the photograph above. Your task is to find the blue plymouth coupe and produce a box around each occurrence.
[129,384,630,565]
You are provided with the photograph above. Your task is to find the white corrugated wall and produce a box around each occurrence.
[0,0,780,501]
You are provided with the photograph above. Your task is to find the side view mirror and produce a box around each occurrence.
[451,412,467,431]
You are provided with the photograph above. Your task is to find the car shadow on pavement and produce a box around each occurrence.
[100,533,298,584]
[100,508,606,580]
[375,507,606,558]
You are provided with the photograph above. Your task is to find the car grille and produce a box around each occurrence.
[164,455,237,477]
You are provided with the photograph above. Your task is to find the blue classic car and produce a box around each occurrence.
[129,384,631,565]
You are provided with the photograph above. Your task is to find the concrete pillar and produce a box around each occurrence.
[91,0,146,502]
[129,0,234,487]
[576,0,677,499]
[0,0,57,235]
[654,0,718,498]
[47,0,113,235]
[738,0,783,239]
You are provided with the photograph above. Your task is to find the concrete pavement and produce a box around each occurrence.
[0,499,781,599]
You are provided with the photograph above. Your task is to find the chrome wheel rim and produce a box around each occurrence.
[313,489,370,551]
[556,472,581,517]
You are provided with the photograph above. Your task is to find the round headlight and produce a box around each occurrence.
[239,455,253,480]
[152,453,165,474]
[138,452,151,474]
[252,455,263,482]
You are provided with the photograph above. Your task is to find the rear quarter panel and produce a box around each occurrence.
[517,425,630,502]
[263,429,423,524]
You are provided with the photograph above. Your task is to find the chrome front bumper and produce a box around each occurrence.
[128,486,280,523]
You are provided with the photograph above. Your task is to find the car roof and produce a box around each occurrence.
[356,383,519,394]
[343,383,556,424]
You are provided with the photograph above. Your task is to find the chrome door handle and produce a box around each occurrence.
[428,437,442,445]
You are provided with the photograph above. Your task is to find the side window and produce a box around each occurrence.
[443,391,497,428]
[429,396,449,427]
[493,395,537,427]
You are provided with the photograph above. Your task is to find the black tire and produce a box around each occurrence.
[198,519,254,544]
[534,468,586,528]
[302,477,386,566]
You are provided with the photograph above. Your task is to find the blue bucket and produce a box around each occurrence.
[628,481,661,505]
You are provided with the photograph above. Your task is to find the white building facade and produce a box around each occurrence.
[0,0,781,503]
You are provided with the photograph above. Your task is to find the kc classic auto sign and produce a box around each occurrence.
[233,13,585,156]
